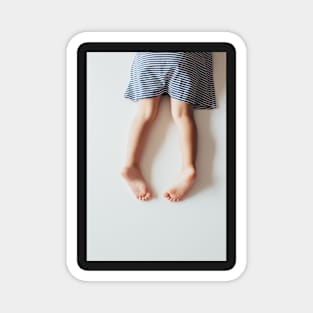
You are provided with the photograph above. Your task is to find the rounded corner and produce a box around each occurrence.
[66,31,91,54]
[66,259,90,282]
[224,257,247,282]
[219,31,247,55]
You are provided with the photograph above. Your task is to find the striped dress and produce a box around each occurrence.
[123,52,217,110]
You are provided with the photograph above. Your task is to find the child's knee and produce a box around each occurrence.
[137,104,158,123]
[172,105,194,122]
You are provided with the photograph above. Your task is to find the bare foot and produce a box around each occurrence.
[121,165,152,201]
[163,167,196,202]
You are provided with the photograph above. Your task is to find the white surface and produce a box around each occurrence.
[1,0,313,312]
[86,51,227,261]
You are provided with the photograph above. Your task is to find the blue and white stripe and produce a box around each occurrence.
[124,52,217,110]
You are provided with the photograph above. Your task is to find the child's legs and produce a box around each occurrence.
[124,96,161,167]
[170,98,197,170]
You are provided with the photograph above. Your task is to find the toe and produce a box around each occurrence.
[175,195,181,201]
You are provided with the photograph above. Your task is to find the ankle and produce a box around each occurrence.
[123,162,140,169]
[121,164,138,177]
[182,165,196,181]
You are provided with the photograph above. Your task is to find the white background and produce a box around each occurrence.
[87,52,227,261]
[1,1,313,312]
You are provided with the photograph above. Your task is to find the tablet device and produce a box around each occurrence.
[66,31,247,281]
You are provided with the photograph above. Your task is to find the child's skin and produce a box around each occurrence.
[121,95,197,202]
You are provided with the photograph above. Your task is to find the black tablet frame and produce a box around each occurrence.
[77,42,236,271]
